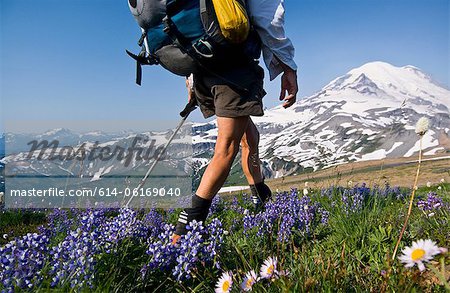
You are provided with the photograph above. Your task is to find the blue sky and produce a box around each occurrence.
[1,0,449,131]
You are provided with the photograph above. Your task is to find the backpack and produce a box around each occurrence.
[127,0,261,87]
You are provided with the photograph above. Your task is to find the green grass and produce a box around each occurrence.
[2,183,450,292]
[0,209,46,245]
[97,185,446,292]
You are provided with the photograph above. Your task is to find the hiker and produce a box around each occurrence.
[127,0,297,241]
[173,0,298,241]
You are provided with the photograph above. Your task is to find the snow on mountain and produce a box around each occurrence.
[191,61,450,178]
[2,62,449,182]
[2,126,193,182]
[322,61,449,114]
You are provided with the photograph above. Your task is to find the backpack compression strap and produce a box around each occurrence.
[162,11,251,96]
[126,30,159,86]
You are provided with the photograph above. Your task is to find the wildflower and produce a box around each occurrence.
[438,186,442,190]
[428,212,435,217]
[304,182,309,188]
[426,181,431,188]
[215,271,233,293]
[303,188,308,196]
[417,192,444,212]
[240,270,258,291]
[440,178,445,183]
[0,233,50,290]
[415,117,429,136]
[2,234,7,239]
[347,180,353,186]
[399,239,443,271]
[260,256,277,279]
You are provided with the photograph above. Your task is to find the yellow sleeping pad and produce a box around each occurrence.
[212,0,250,44]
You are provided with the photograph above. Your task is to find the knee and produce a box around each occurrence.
[214,139,240,161]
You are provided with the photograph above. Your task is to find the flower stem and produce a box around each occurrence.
[392,136,423,261]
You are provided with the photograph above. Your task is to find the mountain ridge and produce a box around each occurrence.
[192,61,450,178]
[1,61,449,181]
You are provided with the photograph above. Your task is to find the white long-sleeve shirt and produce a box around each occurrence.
[247,0,297,80]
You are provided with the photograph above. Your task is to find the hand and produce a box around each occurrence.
[186,74,195,102]
[279,65,298,108]
[185,76,195,103]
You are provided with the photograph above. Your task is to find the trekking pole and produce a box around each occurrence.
[124,99,197,208]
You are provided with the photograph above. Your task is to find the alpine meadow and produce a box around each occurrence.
[1,0,450,292]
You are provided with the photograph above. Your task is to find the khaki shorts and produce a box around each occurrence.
[193,62,266,118]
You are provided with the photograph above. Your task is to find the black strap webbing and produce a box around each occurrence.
[166,0,187,17]
[162,16,250,96]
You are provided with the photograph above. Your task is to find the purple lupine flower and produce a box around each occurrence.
[208,196,222,216]
[204,218,224,261]
[173,220,205,280]
[143,208,165,238]
[143,218,224,282]
[417,192,446,212]
[49,208,150,289]
[0,233,50,291]
[243,189,327,243]
[317,207,330,224]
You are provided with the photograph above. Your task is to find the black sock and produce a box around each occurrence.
[174,194,212,235]
[250,181,272,205]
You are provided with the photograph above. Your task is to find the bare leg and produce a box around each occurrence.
[196,116,249,199]
[241,118,263,185]
[173,116,266,240]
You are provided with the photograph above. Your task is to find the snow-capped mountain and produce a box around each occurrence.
[1,127,193,183]
[1,61,449,183]
[192,61,450,178]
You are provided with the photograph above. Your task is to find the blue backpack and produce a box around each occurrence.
[127,0,261,88]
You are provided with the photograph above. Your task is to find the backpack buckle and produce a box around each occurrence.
[138,31,147,47]
[162,16,173,34]
[192,39,214,58]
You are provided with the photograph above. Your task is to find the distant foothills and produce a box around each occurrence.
[1,62,449,180]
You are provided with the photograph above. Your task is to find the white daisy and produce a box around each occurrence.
[215,271,233,293]
[240,270,258,291]
[415,117,429,136]
[399,239,442,271]
[260,256,277,279]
